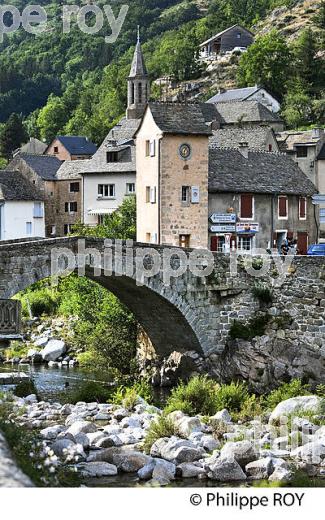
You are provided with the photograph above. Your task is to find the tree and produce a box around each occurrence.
[36,95,68,143]
[237,30,291,99]
[293,29,319,95]
[0,113,28,160]
[282,89,313,128]
[313,0,325,30]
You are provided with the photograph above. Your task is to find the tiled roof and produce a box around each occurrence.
[0,170,44,201]
[212,100,282,125]
[129,40,148,78]
[200,24,253,47]
[146,102,212,135]
[20,138,47,155]
[208,86,260,104]
[208,148,317,196]
[57,118,140,176]
[210,126,278,150]
[56,136,97,156]
[17,153,62,180]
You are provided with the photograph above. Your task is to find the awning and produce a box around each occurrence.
[87,208,117,216]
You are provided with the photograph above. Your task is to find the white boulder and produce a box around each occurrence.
[41,340,66,362]
[269,396,322,424]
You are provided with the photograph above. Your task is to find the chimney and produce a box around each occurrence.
[238,141,249,158]
[312,128,323,139]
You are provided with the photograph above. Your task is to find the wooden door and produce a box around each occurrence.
[297,232,308,255]
[211,236,219,252]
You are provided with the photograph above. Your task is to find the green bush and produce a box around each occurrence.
[264,379,312,411]
[143,415,179,454]
[5,341,28,360]
[215,381,250,414]
[21,288,59,317]
[14,380,38,398]
[164,376,219,416]
[252,285,273,305]
[229,315,270,340]
[112,380,154,410]
[68,381,112,404]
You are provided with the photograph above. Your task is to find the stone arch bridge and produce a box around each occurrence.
[0,237,324,387]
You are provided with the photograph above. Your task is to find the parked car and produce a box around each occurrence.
[307,244,325,256]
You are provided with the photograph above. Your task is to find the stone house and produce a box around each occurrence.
[208,86,281,114]
[277,128,325,235]
[208,147,318,254]
[210,126,279,152]
[45,136,97,161]
[0,170,45,240]
[135,102,212,248]
[199,24,254,58]
[209,100,285,132]
[6,153,62,237]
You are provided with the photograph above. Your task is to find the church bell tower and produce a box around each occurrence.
[127,28,150,120]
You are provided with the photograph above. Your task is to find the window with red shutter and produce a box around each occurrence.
[299,197,306,220]
[240,194,253,219]
[278,196,288,219]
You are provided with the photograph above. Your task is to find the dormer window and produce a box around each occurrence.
[107,151,119,163]
[237,32,241,39]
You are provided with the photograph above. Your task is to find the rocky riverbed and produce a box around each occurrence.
[1,392,325,487]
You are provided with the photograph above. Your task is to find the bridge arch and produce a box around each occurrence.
[0,238,206,358]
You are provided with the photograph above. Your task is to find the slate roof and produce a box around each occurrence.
[276,130,324,152]
[18,153,62,180]
[143,102,212,136]
[200,24,253,47]
[212,101,282,125]
[129,40,148,78]
[20,138,47,155]
[55,136,97,156]
[0,170,44,201]
[208,86,260,104]
[210,126,278,151]
[57,118,140,177]
[208,148,317,196]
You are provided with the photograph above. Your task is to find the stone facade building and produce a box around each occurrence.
[45,136,97,161]
[208,86,281,113]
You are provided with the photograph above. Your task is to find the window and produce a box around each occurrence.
[181,186,190,203]
[269,144,273,152]
[150,187,156,204]
[299,197,307,220]
[237,32,241,39]
[278,196,288,219]
[146,232,151,243]
[64,224,73,235]
[146,186,151,203]
[107,151,119,163]
[237,236,252,252]
[54,146,59,154]
[126,183,136,194]
[65,201,78,213]
[139,82,142,103]
[33,202,43,218]
[145,140,155,157]
[179,235,190,248]
[131,83,135,104]
[296,147,308,158]
[191,186,200,204]
[26,222,32,235]
[240,194,253,219]
[98,184,115,198]
[98,215,104,225]
[49,225,56,236]
[70,182,80,193]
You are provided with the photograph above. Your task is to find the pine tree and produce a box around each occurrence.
[0,113,28,160]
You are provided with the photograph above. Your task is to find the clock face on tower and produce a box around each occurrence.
[179,143,192,161]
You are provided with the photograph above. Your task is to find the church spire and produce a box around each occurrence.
[127,29,150,120]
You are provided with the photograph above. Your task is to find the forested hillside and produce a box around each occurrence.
[0,0,324,150]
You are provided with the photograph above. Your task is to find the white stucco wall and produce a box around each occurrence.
[82,172,136,226]
[0,201,45,240]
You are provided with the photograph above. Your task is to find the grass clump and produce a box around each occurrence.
[215,381,250,415]
[143,415,179,454]
[4,341,28,360]
[229,315,270,340]
[252,285,273,305]
[164,376,219,416]
[112,380,154,410]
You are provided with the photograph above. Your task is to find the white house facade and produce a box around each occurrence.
[0,171,45,241]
